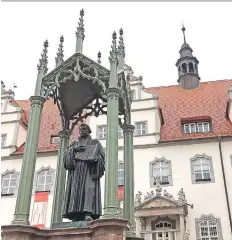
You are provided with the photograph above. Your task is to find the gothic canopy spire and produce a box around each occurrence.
[75,9,85,53]
[118,28,125,58]
[109,31,117,63]
[55,35,64,67]
[37,40,49,74]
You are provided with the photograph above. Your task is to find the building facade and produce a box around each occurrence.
[1,15,232,240]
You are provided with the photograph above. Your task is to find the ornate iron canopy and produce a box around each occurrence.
[41,53,132,131]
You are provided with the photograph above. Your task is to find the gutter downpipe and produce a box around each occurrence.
[218,137,232,233]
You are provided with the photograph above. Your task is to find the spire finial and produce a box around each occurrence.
[97,51,101,64]
[182,23,186,43]
[118,28,125,58]
[109,31,117,63]
[75,9,85,53]
[37,40,49,74]
[55,35,64,67]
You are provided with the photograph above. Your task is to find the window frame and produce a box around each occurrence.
[118,126,123,138]
[1,169,19,197]
[118,161,124,186]
[1,134,7,148]
[135,121,148,136]
[149,157,173,187]
[33,166,55,194]
[183,121,211,134]
[190,154,215,184]
[51,136,60,144]
[97,125,107,139]
[195,214,223,240]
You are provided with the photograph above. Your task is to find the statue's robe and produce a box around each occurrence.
[62,136,105,221]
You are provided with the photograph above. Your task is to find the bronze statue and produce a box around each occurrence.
[62,123,105,221]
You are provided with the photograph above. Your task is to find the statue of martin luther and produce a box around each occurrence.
[62,123,105,221]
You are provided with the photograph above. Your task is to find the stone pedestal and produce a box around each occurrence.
[2,218,129,240]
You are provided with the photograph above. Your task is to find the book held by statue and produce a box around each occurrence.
[75,144,99,161]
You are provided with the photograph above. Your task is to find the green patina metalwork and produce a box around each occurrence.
[51,130,70,225]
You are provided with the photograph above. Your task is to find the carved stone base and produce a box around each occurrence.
[2,218,130,240]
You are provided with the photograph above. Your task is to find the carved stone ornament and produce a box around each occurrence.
[178,188,186,202]
[155,179,162,196]
[163,189,173,199]
[135,191,142,206]
[183,230,190,240]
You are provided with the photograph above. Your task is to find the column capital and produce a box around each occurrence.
[122,124,135,134]
[106,87,121,100]
[58,130,70,139]
[29,96,46,106]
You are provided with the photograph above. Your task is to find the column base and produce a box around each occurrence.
[126,230,144,239]
[12,213,30,226]
[2,218,130,240]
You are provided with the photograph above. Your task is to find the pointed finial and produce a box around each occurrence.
[97,51,101,64]
[118,28,125,58]
[75,9,85,53]
[37,40,49,74]
[55,35,64,67]
[1,80,5,89]
[181,23,186,43]
[109,31,117,63]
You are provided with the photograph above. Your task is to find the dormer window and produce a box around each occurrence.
[181,116,211,134]
[51,136,60,144]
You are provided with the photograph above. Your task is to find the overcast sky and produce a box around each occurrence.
[0,2,231,100]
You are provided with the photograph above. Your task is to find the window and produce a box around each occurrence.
[182,63,187,74]
[155,221,172,229]
[149,158,173,187]
[190,154,215,184]
[1,134,7,148]
[131,90,136,100]
[118,126,123,137]
[135,121,147,135]
[1,170,19,196]
[51,136,60,144]
[118,162,124,186]
[189,62,194,73]
[183,122,210,134]
[97,125,107,139]
[195,214,223,240]
[36,167,54,192]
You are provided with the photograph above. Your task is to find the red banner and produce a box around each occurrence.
[118,186,124,200]
[31,191,49,229]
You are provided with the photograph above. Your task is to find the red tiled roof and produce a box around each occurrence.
[148,79,232,142]
[13,99,80,155]
[13,79,232,155]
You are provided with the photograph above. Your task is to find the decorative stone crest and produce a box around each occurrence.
[178,188,186,202]
[144,190,154,201]
[183,230,190,240]
[163,189,173,198]
[135,191,142,206]
[155,180,162,196]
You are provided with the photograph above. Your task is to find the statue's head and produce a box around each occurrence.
[79,123,92,138]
